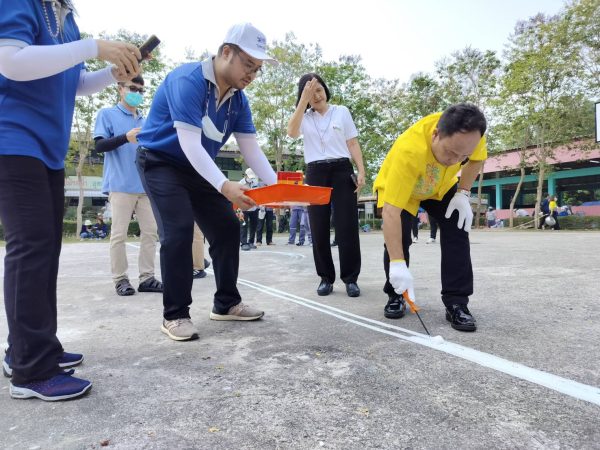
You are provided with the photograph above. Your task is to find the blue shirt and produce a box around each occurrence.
[137,58,256,163]
[94,104,146,194]
[0,0,83,170]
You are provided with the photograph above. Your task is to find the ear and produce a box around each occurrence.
[431,128,439,144]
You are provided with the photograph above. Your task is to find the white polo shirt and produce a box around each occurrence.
[299,105,358,164]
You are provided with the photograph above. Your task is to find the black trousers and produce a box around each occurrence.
[242,210,259,244]
[306,158,361,284]
[256,209,273,244]
[0,156,64,384]
[136,150,241,319]
[383,185,473,307]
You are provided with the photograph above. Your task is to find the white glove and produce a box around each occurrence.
[445,191,473,232]
[389,260,415,300]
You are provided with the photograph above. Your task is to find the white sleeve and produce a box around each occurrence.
[176,127,229,192]
[341,106,359,140]
[234,133,277,185]
[0,39,97,82]
[76,67,116,96]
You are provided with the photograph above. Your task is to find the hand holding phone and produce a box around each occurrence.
[138,35,161,62]
[350,173,358,187]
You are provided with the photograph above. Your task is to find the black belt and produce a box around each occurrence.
[307,157,349,166]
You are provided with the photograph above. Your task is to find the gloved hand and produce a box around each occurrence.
[389,260,415,300]
[445,191,473,232]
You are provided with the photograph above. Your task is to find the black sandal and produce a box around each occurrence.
[138,277,163,293]
[115,279,136,296]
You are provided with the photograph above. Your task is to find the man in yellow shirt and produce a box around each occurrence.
[374,104,487,331]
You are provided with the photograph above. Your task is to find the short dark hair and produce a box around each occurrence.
[437,103,486,137]
[218,43,241,56]
[296,73,331,111]
[118,75,144,87]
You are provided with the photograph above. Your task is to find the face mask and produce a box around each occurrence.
[125,92,143,108]
[201,115,225,143]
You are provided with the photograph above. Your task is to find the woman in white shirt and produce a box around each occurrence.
[287,73,366,298]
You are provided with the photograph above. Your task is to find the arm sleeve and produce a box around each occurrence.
[76,67,116,96]
[341,106,359,140]
[0,39,97,81]
[95,135,128,153]
[469,136,488,161]
[176,127,228,192]
[234,133,277,185]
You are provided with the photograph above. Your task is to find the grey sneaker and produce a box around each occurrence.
[160,318,199,341]
[209,303,264,321]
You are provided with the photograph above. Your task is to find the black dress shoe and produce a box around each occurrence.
[317,280,333,296]
[446,304,477,331]
[384,294,406,319]
[345,282,360,297]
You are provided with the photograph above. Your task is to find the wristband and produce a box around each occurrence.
[390,259,406,263]
[457,188,470,197]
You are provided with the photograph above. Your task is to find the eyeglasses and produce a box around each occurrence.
[124,85,145,94]
[236,51,263,77]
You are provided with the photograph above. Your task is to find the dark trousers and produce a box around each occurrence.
[256,210,273,244]
[136,150,241,318]
[0,156,64,384]
[429,216,438,239]
[242,210,259,244]
[383,185,473,307]
[306,158,361,284]
[412,215,419,238]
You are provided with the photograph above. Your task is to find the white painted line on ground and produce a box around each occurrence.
[237,276,600,408]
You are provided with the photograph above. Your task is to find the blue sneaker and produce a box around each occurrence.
[3,351,84,378]
[10,370,92,401]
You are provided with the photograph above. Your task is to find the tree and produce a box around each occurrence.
[246,33,322,172]
[437,47,501,227]
[499,13,589,227]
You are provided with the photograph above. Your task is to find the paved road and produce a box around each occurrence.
[1,230,599,449]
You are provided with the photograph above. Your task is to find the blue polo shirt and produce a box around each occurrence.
[94,103,146,195]
[0,0,83,170]
[137,59,256,162]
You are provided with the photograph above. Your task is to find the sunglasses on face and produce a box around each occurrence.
[123,85,145,94]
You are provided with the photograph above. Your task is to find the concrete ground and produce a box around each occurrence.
[0,230,599,450]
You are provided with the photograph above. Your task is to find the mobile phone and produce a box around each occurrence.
[350,173,358,187]
[138,35,161,61]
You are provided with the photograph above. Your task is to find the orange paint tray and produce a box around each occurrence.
[246,184,332,208]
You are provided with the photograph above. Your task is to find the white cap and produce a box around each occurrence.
[245,168,257,179]
[223,23,278,65]
[84,219,92,226]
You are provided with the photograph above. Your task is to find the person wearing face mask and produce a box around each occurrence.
[287,73,366,299]
[94,75,163,297]
[374,103,487,331]
[135,23,278,342]
[0,0,142,401]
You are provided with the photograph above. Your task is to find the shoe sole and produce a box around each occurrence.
[138,288,163,293]
[209,312,264,321]
[317,288,333,296]
[3,356,83,378]
[10,382,92,401]
[384,311,406,319]
[160,325,199,341]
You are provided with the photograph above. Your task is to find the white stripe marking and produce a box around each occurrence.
[236,276,600,407]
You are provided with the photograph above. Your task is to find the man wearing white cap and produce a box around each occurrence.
[136,23,278,341]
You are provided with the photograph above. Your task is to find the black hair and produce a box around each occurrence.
[130,75,144,85]
[119,75,144,87]
[296,73,331,111]
[437,103,487,137]
[218,43,241,56]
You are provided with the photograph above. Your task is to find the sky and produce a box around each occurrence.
[76,0,567,82]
